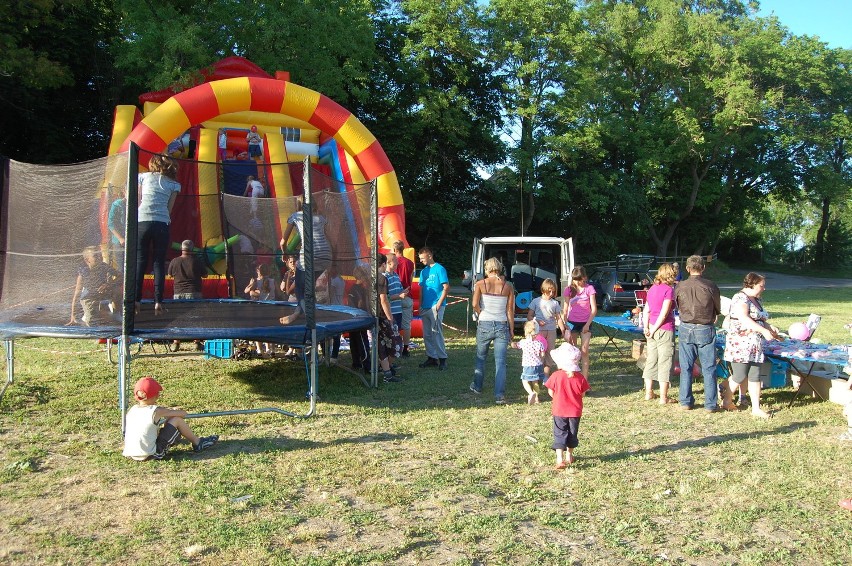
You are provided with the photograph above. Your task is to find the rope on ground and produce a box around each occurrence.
[14,342,104,357]
[442,294,471,335]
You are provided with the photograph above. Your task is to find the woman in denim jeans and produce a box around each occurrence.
[470,257,515,404]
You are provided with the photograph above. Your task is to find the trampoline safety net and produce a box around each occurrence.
[0,149,377,343]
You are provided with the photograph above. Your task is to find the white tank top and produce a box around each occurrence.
[479,279,509,322]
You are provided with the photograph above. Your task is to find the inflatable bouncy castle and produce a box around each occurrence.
[105,57,409,271]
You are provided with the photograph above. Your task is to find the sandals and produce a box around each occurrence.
[721,403,741,412]
[659,397,677,405]
[644,392,658,401]
[555,461,568,470]
[839,498,852,511]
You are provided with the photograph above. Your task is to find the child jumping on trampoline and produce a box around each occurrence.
[245,263,275,357]
[122,377,218,461]
[68,246,121,327]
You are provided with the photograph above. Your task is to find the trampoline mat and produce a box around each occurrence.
[0,299,374,343]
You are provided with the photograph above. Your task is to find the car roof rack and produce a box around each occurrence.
[585,254,656,271]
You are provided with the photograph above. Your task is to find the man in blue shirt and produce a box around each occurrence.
[418,247,449,370]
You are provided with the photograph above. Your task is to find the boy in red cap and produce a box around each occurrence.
[122,376,218,461]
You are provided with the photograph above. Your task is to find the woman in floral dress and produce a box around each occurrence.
[722,272,778,418]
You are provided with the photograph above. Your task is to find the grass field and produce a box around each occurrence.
[0,288,850,564]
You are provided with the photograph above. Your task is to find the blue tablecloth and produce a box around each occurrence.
[593,316,644,336]
[594,317,850,375]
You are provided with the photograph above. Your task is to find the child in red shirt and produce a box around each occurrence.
[544,343,590,469]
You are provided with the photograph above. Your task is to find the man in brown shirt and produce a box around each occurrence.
[168,240,206,299]
[167,240,207,351]
[674,255,721,412]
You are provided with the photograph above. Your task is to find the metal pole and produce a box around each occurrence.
[120,144,139,433]
[0,340,14,403]
[370,179,378,388]
[119,335,128,435]
[309,328,318,414]
[302,157,319,406]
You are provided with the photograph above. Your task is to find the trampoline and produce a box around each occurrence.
[0,300,373,344]
[0,149,383,429]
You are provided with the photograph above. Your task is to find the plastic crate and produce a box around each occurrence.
[760,359,788,388]
[204,339,234,359]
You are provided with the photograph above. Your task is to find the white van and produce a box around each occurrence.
[464,236,575,328]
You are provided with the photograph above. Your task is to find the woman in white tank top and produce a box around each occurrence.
[470,257,515,403]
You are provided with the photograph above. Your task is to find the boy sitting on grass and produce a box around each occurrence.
[122,377,218,461]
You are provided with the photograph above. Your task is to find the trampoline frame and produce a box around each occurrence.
[0,150,381,432]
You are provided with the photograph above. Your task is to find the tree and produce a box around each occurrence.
[0,0,121,162]
[553,0,786,257]
[775,37,852,266]
[113,0,377,107]
[482,0,580,235]
[377,0,503,260]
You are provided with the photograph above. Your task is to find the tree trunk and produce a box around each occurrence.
[519,111,536,236]
[814,196,831,264]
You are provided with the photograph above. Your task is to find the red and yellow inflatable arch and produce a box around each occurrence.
[108,64,407,251]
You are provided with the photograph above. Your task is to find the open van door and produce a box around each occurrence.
[561,237,574,292]
[463,237,483,289]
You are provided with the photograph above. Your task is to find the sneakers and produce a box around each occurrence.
[193,435,219,453]
[438,358,447,371]
[495,397,507,405]
[419,357,438,368]
[838,430,852,441]
[401,346,410,358]
[383,371,401,383]
[469,383,482,394]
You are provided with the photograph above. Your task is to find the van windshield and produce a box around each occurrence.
[482,243,562,295]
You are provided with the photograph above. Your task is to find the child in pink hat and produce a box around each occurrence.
[122,376,218,461]
[544,343,590,469]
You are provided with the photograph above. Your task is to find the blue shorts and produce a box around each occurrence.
[567,320,591,335]
[248,144,262,157]
[521,365,545,382]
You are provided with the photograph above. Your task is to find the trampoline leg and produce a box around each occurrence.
[118,335,130,436]
[307,328,318,416]
[187,333,321,420]
[0,340,14,404]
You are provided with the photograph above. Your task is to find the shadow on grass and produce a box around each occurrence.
[590,420,819,464]
[221,337,651,410]
[184,431,409,461]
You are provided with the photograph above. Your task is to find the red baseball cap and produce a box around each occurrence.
[134,376,163,400]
